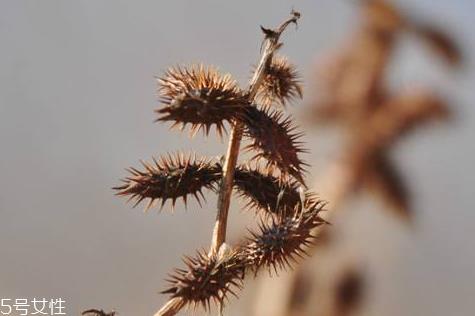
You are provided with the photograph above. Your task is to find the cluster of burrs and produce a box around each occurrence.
[89,11,327,316]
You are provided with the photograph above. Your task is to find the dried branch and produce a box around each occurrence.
[209,11,301,255]
[87,10,326,316]
[156,11,302,316]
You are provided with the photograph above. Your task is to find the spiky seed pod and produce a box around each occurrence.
[241,106,307,184]
[243,202,327,273]
[156,65,248,137]
[113,153,221,210]
[234,164,306,217]
[162,249,246,311]
[256,55,302,107]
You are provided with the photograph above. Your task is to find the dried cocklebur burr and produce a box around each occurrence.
[156,65,248,138]
[254,55,303,107]
[233,164,317,217]
[234,164,302,216]
[243,201,327,274]
[85,10,327,316]
[113,153,221,210]
[241,106,307,184]
[161,248,246,311]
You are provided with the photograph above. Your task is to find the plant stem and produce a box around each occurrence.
[209,121,244,254]
[154,11,300,316]
[154,298,185,316]
[210,11,301,255]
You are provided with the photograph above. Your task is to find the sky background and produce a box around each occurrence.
[0,1,474,315]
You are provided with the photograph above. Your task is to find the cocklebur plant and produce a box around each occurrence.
[87,11,328,316]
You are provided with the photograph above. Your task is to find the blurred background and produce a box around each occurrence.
[0,1,474,315]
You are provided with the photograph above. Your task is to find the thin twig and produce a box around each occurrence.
[154,298,186,316]
[210,10,301,256]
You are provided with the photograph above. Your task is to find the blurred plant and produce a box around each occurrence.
[307,0,461,221]
[253,1,462,316]
[85,11,329,316]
